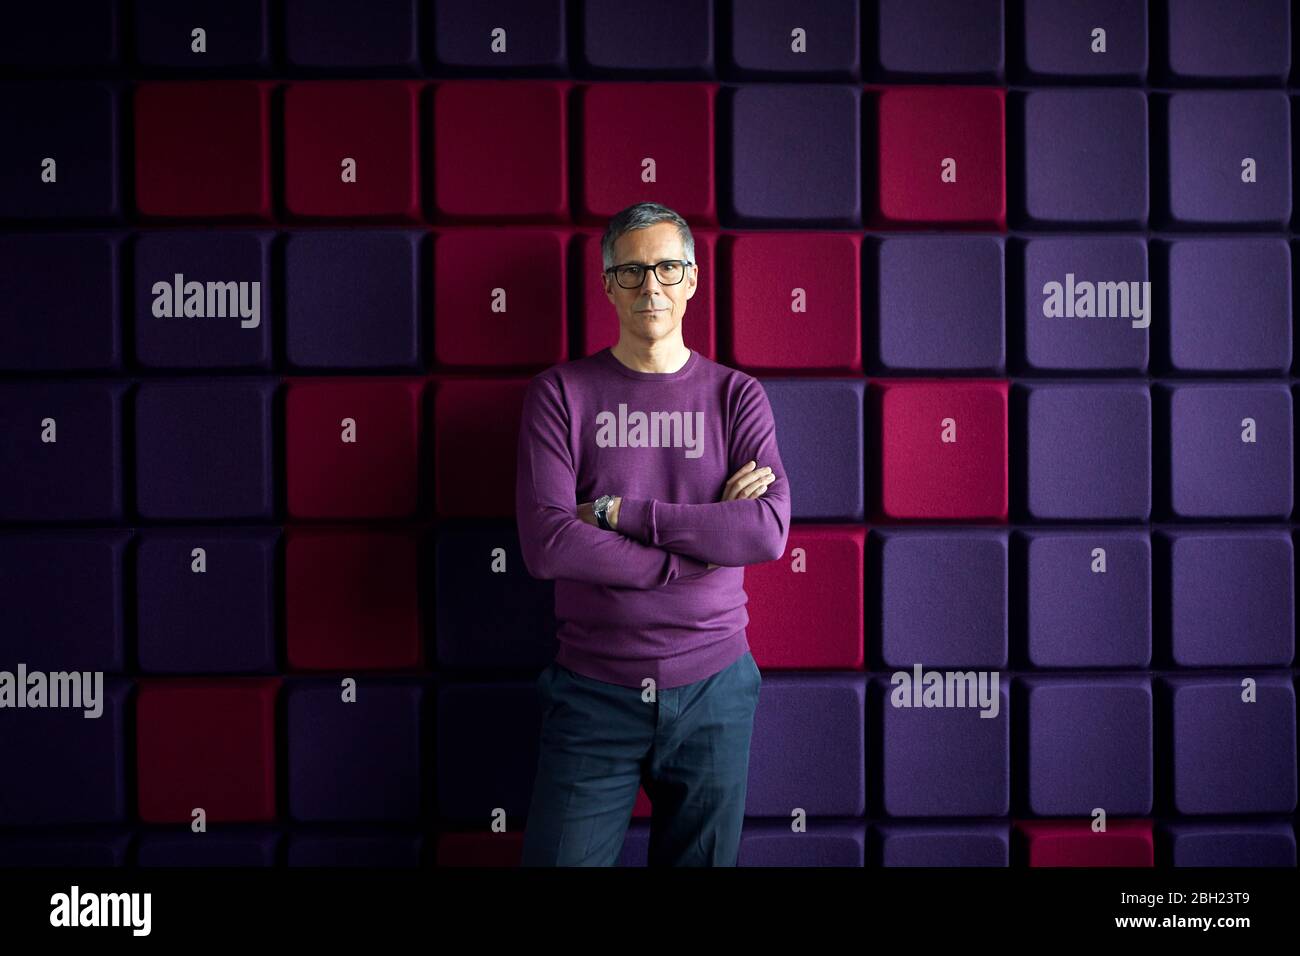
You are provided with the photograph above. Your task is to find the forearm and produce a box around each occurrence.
[517,501,712,587]
[613,495,789,567]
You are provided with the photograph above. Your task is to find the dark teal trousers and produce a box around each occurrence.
[521,650,762,867]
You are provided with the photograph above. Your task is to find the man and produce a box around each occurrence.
[514,200,791,866]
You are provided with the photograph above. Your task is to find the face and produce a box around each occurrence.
[602,221,698,347]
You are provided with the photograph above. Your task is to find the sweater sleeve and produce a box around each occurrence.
[515,375,714,587]
[616,377,791,567]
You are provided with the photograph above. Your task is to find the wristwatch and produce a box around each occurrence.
[593,494,615,530]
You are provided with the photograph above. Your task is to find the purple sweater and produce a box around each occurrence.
[515,346,791,689]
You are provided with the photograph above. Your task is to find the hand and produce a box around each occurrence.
[722,460,775,502]
[576,501,597,527]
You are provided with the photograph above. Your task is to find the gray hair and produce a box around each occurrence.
[601,201,696,270]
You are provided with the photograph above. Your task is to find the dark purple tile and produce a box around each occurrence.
[727,0,859,78]
[1023,384,1151,520]
[746,675,866,816]
[876,0,1003,80]
[1019,89,1148,226]
[136,528,279,673]
[1020,0,1147,80]
[0,382,126,521]
[0,531,130,671]
[0,233,121,371]
[284,231,422,370]
[1022,530,1151,668]
[1165,384,1292,519]
[877,236,1005,373]
[876,675,1010,816]
[1021,237,1149,372]
[874,822,1009,866]
[1165,92,1290,227]
[1165,0,1289,82]
[288,679,424,822]
[0,82,120,219]
[1165,530,1294,667]
[762,379,865,520]
[1161,675,1297,815]
[134,380,276,520]
[1167,239,1290,373]
[877,529,1009,668]
[1020,675,1153,816]
[286,0,418,69]
[133,230,273,370]
[724,84,861,227]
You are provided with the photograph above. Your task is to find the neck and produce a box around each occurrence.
[611,338,691,374]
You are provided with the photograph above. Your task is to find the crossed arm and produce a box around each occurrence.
[515,375,791,588]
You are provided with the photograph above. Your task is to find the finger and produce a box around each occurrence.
[732,467,773,496]
[722,461,758,497]
[742,475,776,499]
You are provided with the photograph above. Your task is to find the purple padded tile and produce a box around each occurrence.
[1022,384,1151,520]
[876,0,1004,80]
[1164,384,1293,519]
[873,821,1009,866]
[623,820,867,867]
[287,829,422,866]
[1162,821,1297,867]
[1019,89,1148,226]
[1020,0,1147,80]
[136,528,279,674]
[1021,237,1149,372]
[727,0,860,78]
[287,679,424,822]
[135,826,280,866]
[437,682,541,822]
[875,675,1010,816]
[0,677,130,825]
[1164,530,1295,667]
[1021,530,1152,669]
[0,829,131,866]
[0,82,120,219]
[434,522,557,669]
[745,674,866,817]
[760,379,865,520]
[1161,675,1297,815]
[1165,0,1290,82]
[286,0,419,70]
[739,820,866,866]
[876,236,1005,373]
[284,231,422,370]
[0,233,121,371]
[617,823,650,866]
[582,0,713,77]
[433,0,565,72]
[724,85,861,227]
[1165,92,1291,228]
[0,3,119,66]
[1019,676,1153,816]
[0,530,130,672]
[876,529,1009,669]
[0,382,126,521]
[133,230,273,370]
[134,380,276,520]
[133,0,268,68]
[1166,239,1291,373]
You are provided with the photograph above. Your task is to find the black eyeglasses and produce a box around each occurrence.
[604,259,695,289]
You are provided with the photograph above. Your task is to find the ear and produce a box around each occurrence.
[684,263,699,300]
